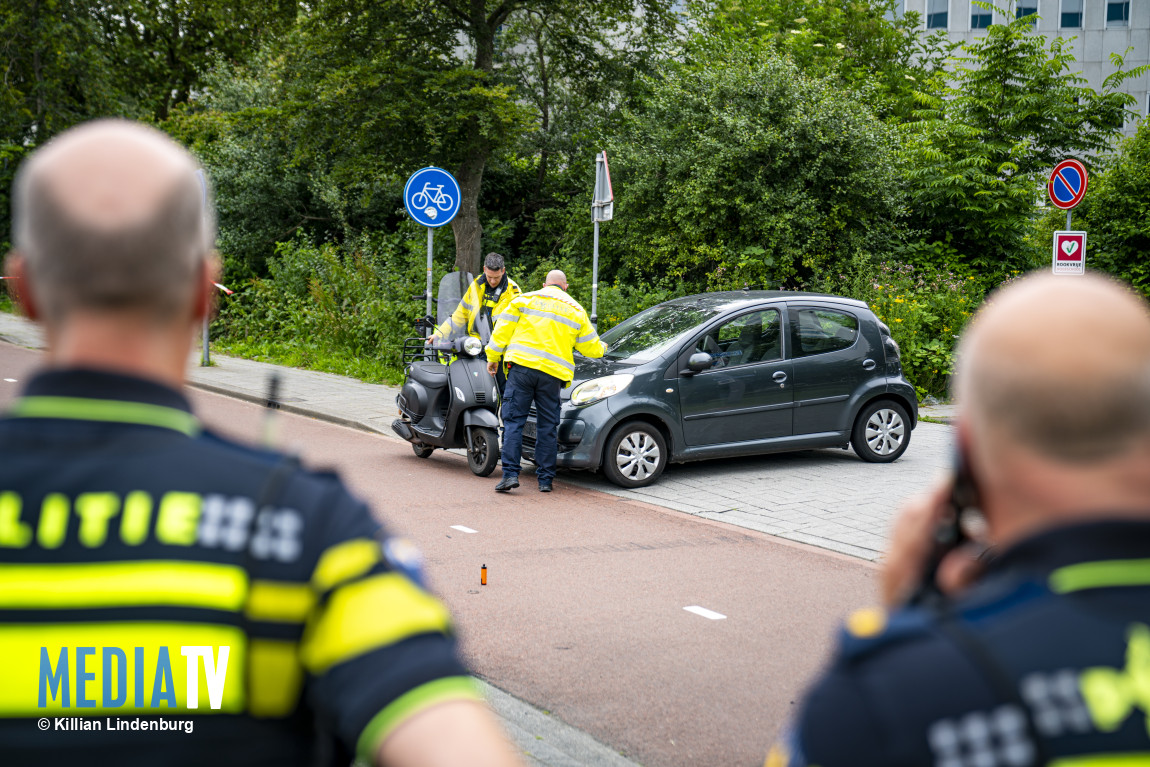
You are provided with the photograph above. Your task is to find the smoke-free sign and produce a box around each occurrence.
[1052,231,1086,276]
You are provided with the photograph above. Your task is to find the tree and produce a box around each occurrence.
[276,0,674,276]
[599,49,906,292]
[1062,121,1150,297]
[897,11,1146,280]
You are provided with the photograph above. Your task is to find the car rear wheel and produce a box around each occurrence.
[603,422,667,488]
[851,401,910,463]
[467,427,500,477]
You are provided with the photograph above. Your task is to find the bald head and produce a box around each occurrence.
[955,273,1150,462]
[545,270,568,289]
[10,119,212,323]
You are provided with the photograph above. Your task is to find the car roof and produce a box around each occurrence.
[662,290,869,311]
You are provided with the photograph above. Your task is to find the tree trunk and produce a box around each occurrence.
[452,146,488,276]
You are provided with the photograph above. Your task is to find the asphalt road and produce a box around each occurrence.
[1,343,878,767]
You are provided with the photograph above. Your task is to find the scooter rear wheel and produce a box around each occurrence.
[412,443,435,458]
[467,427,500,477]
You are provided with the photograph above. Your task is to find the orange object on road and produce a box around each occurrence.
[481,564,487,586]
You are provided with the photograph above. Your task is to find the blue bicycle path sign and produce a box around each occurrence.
[404,167,461,228]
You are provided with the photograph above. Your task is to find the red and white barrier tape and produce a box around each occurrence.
[214,282,234,295]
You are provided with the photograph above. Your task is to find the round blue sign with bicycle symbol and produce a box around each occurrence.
[403,167,461,228]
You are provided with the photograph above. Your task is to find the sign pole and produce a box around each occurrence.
[590,151,613,330]
[426,227,434,334]
[591,219,600,328]
[202,316,210,366]
[1067,209,1072,231]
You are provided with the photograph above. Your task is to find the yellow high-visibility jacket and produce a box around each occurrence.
[486,285,607,384]
[434,275,521,343]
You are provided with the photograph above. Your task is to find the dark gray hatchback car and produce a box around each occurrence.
[521,290,918,488]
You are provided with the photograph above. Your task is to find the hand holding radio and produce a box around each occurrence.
[882,446,991,608]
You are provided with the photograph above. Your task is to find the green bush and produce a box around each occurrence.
[847,262,986,400]
[213,231,435,383]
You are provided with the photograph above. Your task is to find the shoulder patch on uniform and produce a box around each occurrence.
[838,605,933,662]
[845,607,887,638]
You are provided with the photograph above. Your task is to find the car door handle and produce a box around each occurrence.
[863,359,876,371]
[772,371,787,383]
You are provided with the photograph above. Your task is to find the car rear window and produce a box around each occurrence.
[792,308,858,357]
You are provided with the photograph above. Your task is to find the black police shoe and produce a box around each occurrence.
[539,482,553,493]
[495,475,519,493]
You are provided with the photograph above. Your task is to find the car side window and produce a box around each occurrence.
[694,309,782,369]
[792,308,858,358]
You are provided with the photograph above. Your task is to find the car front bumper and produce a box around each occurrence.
[521,400,613,471]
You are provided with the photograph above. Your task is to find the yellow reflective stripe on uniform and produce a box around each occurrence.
[0,561,247,611]
[248,639,304,718]
[300,573,451,674]
[1050,559,1150,593]
[0,622,245,715]
[7,396,201,436]
[506,343,576,372]
[246,581,315,623]
[355,676,483,763]
[1049,755,1150,767]
[518,306,581,329]
[311,538,381,593]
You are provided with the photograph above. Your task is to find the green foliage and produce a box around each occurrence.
[897,11,1144,284]
[597,49,906,293]
[1054,121,1150,297]
[847,262,987,399]
[214,231,435,382]
[682,0,928,117]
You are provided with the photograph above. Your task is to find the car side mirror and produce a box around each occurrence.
[681,352,714,376]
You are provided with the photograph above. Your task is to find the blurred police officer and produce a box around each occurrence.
[430,252,520,392]
[1,120,521,767]
[486,270,605,493]
[770,273,1150,767]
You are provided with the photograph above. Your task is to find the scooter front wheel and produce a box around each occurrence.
[412,443,435,458]
[467,427,500,477]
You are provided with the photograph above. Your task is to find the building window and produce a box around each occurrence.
[926,0,948,29]
[972,8,992,28]
[1015,0,1037,20]
[1107,1,1130,27]
[1060,0,1083,27]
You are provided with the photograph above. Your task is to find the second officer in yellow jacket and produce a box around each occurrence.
[431,252,520,390]
[486,270,606,493]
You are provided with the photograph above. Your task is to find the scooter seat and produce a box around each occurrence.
[409,361,448,388]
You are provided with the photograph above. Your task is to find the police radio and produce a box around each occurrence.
[910,446,986,605]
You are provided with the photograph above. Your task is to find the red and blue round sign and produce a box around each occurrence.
[1048,159,1088,210]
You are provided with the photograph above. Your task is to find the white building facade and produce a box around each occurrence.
[897,0,1149,134]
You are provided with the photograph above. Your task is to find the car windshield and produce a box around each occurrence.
[597,303,719,363]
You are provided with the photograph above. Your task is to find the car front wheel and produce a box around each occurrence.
[603,422,667,488]
[851,401,910,463]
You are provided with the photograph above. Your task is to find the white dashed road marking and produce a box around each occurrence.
[3,379,16,383]
[684,606,727,620]
[450,525,478,534]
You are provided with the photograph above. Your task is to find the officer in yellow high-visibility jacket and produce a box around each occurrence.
[431,253,520,345]
[430,253,520,391]
[486,270,606,493]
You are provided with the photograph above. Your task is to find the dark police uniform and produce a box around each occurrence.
[773,520,1150,767]
[0,370,478,766]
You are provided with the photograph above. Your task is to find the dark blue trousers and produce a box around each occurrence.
[500,364,563,483]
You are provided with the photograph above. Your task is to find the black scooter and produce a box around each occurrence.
[391,275,502,476]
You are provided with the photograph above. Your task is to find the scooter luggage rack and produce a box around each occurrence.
[402,337,440,366]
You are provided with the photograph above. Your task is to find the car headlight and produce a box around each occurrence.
[570,374,633,407]
[462,336,483,357]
